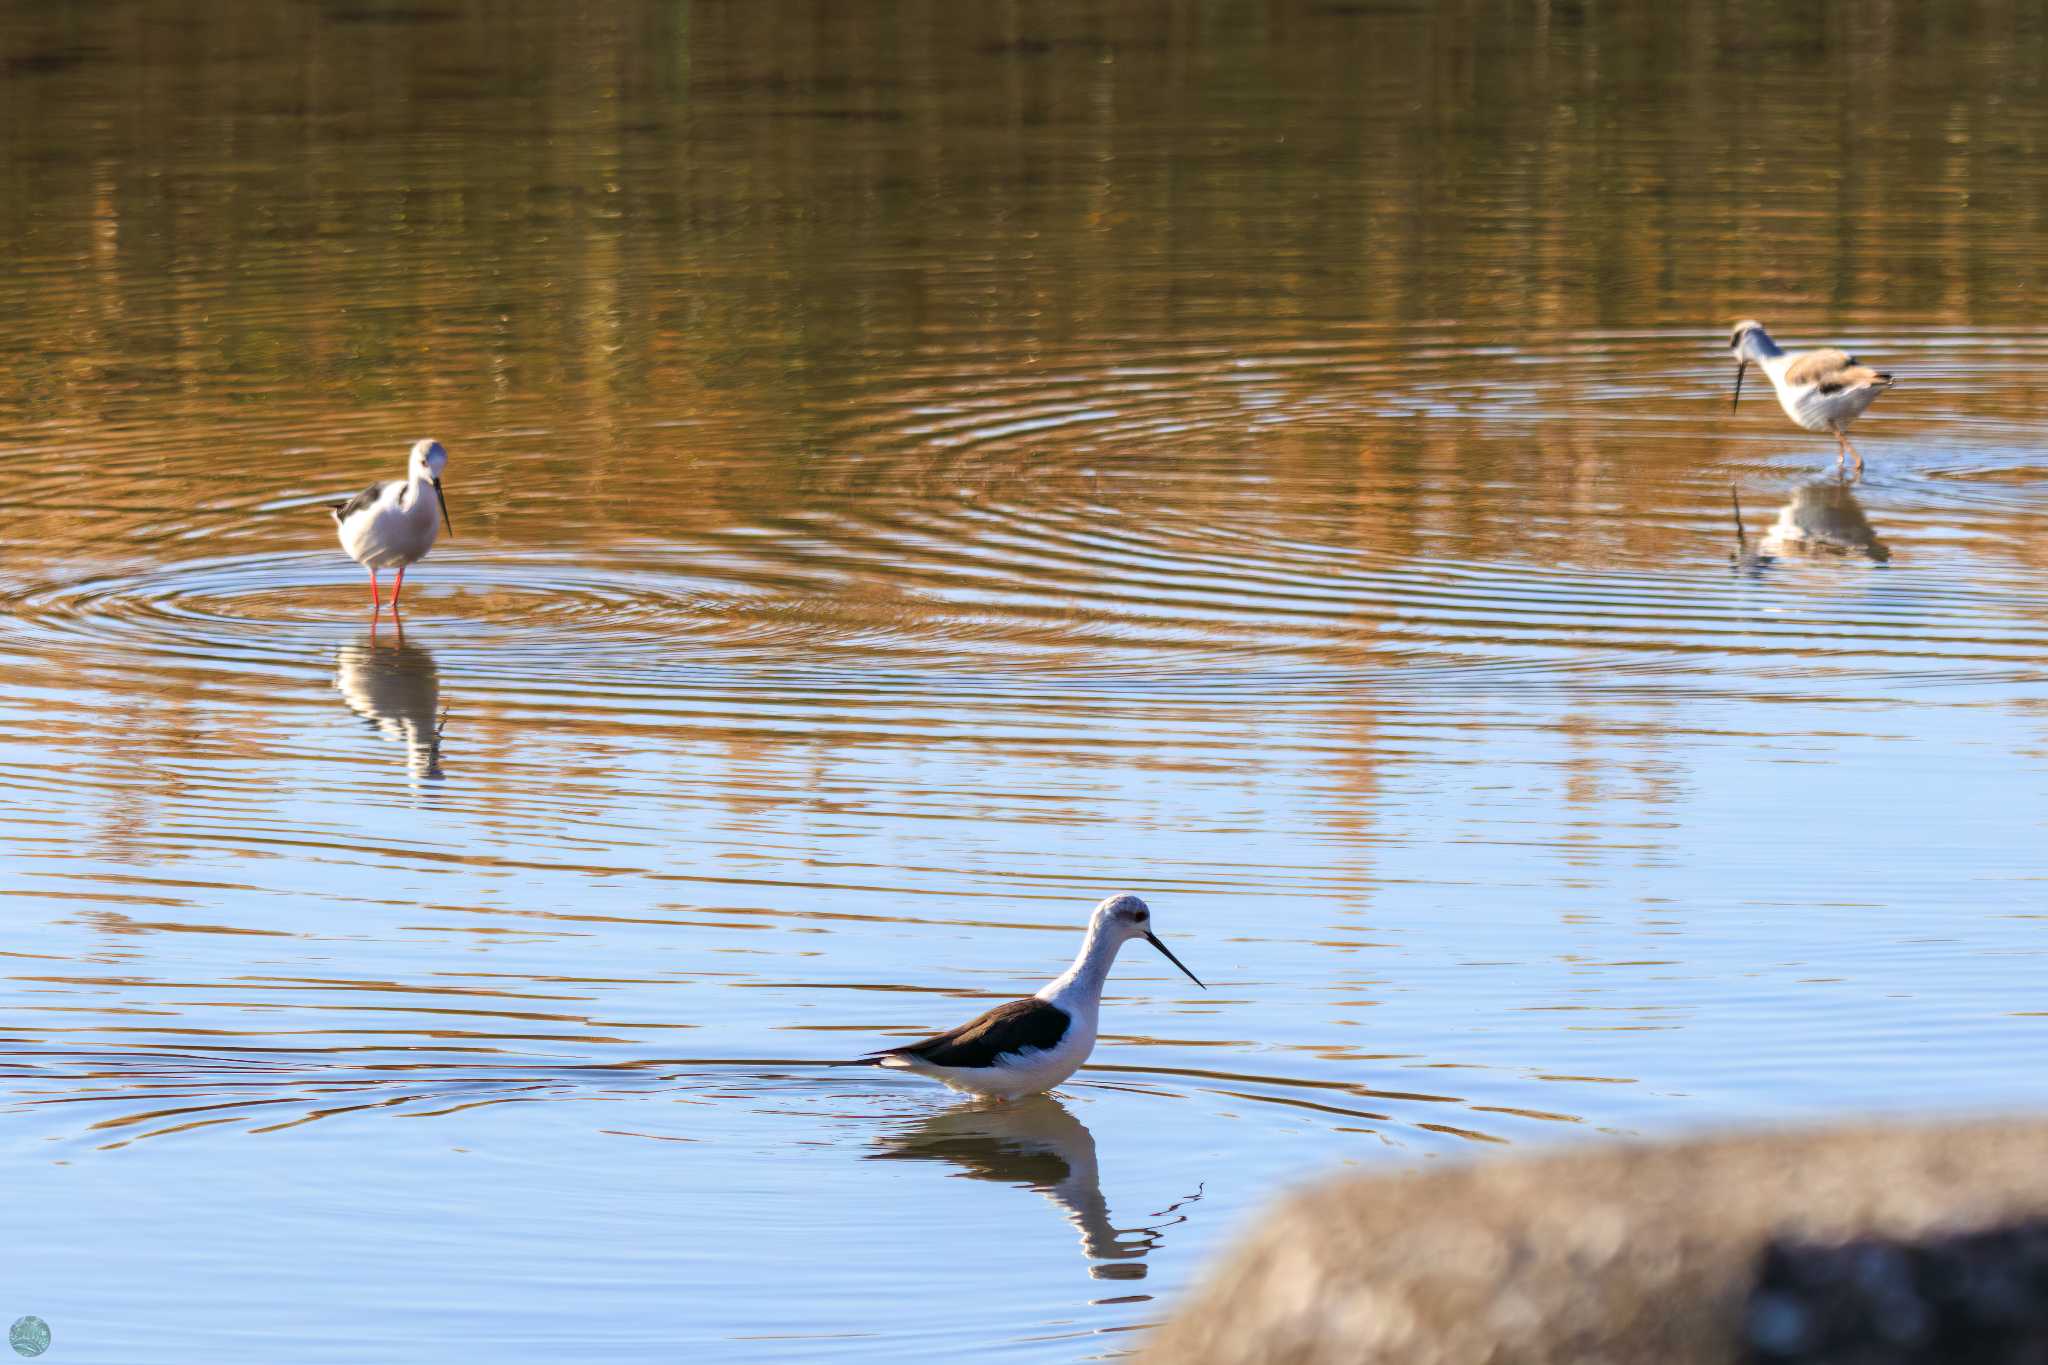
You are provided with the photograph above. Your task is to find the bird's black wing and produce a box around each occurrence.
[329,481,389,523]
[868,997,1071,1068]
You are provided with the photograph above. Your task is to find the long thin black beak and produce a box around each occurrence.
[1731,360,1747,412]
[1144,930,1204,990]
[431,477,454,536]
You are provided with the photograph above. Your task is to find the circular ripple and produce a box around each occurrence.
[7,326,2048,706]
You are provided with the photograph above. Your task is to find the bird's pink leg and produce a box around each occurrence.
[367,569,383,610]
[1833,426,1865,478]
[391,566,407,613]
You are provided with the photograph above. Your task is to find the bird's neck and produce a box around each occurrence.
[401,472,434,509]
[1038,924,1123,1005]
[1739,331,1784,362]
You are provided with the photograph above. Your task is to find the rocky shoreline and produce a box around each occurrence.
[1141,1119,2048,1364]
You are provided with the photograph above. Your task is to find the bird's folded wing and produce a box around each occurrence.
[1824,364,1890,393]
[873,997,1070,1066]
[1782,349,1854,387]
[331,481,390,521]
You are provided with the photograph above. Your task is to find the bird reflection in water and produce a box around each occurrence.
[1730,486,1771,573]
[334,636,447,783]
[869,1096,1202,1281]
[1760,479,1891,563]
[1732,480,1890,571]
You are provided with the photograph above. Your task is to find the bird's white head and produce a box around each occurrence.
[407,439,454,536]
[1728,319,1771,359]
[409,439,449,480]
[1727,320,1776,410]
[1090,893,1204,988]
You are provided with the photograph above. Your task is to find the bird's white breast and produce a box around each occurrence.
[338,484,442,569]
[980,1032,1095,1100]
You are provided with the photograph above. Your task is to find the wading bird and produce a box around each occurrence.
[838,894,1204,1102]
[330,439,454,615]
[1729,321,1895,475]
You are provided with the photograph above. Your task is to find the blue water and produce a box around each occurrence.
[4,2,2048,1360]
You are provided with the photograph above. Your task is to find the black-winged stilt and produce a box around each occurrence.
[329,439,454,615]
[839,894,1204,1102]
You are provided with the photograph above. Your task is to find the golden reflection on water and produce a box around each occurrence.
[5,2,2048,1361]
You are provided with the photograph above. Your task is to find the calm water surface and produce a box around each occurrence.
[5,2,2048,1360]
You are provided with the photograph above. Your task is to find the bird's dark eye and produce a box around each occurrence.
[1134,910,1149,922]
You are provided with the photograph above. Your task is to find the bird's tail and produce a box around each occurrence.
[823,1056,887,1067]
[1873,371,1896,389]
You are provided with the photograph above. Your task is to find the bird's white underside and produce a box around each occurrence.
[338,482,443,570]
[1772,365,1886,434]
[879,1033,1095,1101]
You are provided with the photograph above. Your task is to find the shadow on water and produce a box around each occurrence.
[334,633,446,782]
[868,1095,1203,1282]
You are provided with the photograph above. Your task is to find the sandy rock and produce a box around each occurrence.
[1141,1120,2048,1365]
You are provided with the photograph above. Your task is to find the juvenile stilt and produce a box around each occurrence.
[329,440,455,617]
[1728,321,1894,474]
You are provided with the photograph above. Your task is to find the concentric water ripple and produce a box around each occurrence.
[2,1044,1587,1153]
[10,5,2048,1360]
[5,488,2046,709]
